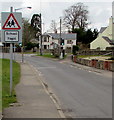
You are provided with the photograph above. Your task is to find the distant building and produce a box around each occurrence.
[90,17,114,50]
[42,32,77,50]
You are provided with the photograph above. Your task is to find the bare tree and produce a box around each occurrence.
[63,2,89,31]
[22,18,37,46]
[50,20,57,33]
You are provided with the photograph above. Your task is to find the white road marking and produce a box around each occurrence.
[37,66,56,69]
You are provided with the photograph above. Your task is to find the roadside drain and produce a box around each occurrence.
[62,109,73,113]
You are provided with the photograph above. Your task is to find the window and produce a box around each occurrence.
[48,36,49,42]
[67,40,72,44]
[44,45,47,49]
[44,37,47,42]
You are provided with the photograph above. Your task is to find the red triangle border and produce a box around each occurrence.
[2,13,21,30]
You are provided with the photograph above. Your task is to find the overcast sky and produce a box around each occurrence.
[0,0,113,32]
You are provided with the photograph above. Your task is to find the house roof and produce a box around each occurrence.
[99,27,107,33]
[43,33,76,40]
[102,36,114,45]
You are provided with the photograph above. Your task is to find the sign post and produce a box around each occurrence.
[10,40,13,96]
[1,7,22,95]
[10,7,13,96]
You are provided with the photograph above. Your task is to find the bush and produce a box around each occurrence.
[25,42,34,50]
[72,45,79,55]
[25,42,39,50]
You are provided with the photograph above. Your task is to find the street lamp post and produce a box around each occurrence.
[15,7,32,12]
[59,18,63,59]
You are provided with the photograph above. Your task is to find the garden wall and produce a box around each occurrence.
[73,55,114,72]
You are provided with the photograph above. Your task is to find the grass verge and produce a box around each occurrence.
[37,53,57,58]
[2,59,20,108]
[37,53,67,59]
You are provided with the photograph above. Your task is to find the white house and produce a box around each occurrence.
[42,32,77,50]
[90,17,114,50]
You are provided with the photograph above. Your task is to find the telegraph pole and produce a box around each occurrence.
[59,18,61,58]
[59,18,63,59]
[40,13,43,56]
[38,14,43,56]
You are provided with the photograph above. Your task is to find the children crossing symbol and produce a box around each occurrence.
[2,13,21,30]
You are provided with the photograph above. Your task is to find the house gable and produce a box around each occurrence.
[90,17,112,50]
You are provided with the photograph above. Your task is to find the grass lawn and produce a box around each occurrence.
[2,59,20,108]
[37,53,67,59]
[37,53,57,58]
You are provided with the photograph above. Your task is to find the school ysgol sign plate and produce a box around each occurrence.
[5,31,19,42]
[1,12,22,43]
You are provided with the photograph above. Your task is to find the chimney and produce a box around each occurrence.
[112,1,114,18]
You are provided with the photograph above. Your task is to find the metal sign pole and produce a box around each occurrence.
[22,46,24,63]
[10,7,13,96]
[10,43,13,95]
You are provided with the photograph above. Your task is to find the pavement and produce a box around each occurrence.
[3,62,61,118]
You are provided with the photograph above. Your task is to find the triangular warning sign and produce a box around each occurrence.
[2,13,21,30]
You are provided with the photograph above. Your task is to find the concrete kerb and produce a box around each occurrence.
[27,63,66,119]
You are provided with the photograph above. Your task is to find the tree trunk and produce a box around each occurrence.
[72,25,75,32]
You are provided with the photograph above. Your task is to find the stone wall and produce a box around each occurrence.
[73,55,114,72]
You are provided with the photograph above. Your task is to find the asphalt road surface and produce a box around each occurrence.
[4,53,112,118]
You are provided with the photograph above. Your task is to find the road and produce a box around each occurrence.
[4,53,112,118]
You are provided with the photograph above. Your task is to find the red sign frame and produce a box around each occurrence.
[2,13,21,30]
